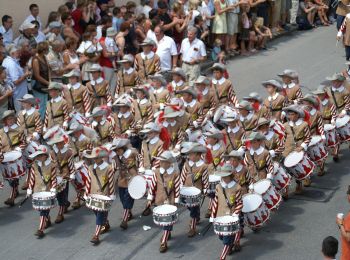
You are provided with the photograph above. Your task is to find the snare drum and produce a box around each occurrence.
[242,193,270,228]
[56,176,67,193]
[307,136,328,162]
[179,186,202,207]
[86,194,113,212]
[153,204,178,226]
[128,175,148,200]
[74,161,89,191]
[284,151,315,180]
[32,191,57,211]
[324,124,339,148]
[213,215,240,236]
[24,141,40,165]
[2,151,26,180]
[335,115,350,142]
[208,175,221,194]
[253,179,282,211]
[272,162,291,191]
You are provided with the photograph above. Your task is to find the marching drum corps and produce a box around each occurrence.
[2,58,350,260]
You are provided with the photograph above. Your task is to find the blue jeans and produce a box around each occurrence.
[118,187,134,209]
[337,15,345,30]
[94,211,108,225]
[32,89,48,120]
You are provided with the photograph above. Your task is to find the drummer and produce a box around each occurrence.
[301,94,326,176]
[210,163,243,259]
[203,127,226,218]
[83,147,116,245]
[312,86,339,161]
[255,117,285,161]
[146,151,180,253]
[170,67,187,95]
[111,95,136,138]
[221,109,245,154]
[27,145,57,238]
[324,73,350,116]
[243,92,268,119]
[0,110,27,206]
[194,75,218,117]
[149,74,172,111]
[63,69,92,117]
[43,82,70,132]
[243,132,274,183]
[133,85,155,132]
[282,105,311,194]
[261,80,286,121]
[113,138,138,230]
[47,133,75,223]
[236,100,259,136]
[134,38,161,82]
[116,55,141,97]
[210,63,237,106]
[86,64,113,109]
[277,69,303,105]
[90,107,117,145]
[180,143,209,237]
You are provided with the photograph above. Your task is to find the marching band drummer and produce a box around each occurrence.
[203,127,226,218]
[134,38,161,82]
[210,63,237,106]
[282,105,311,194]
[255,118,285,162]
[0,110,27,206]
[27,145,57,238]
[221,111,245,154]
[210,163,243,259]
[146,151,181,253]
[243,92,268,120]
[170,67,187,95]
[301,94,327,176]
[194,75,218,117]
[278,69,303,105]
[149,74,172,111]
[83,147,116,245]
[133,85,154,132]
[243,132,274,183]
[113,138,139,230]
[261,79,286,121]
[90,107,117,145]
[43,82,70,132]
[324,73,350,116]
[312,86,339,161]
[116,54,141,97]
[111,95,136,138]
[236,100,259,136]
[63,69,92,117]
[180,143,209,237]
[47,134,75,223]
[86,64,113,110]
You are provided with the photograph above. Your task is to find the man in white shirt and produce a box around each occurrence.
[0,15,13,47]
[23,4,43,31]
[154,25,178,81]
[180,26,207,82]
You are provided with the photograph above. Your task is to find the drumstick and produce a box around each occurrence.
[18,196,29,208]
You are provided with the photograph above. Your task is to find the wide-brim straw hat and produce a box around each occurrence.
[83,147,109,159]
[140,122,161,133]
[86,64,103,72]
[28,145,50,159]
[262,79,282,89]
[214,164,234,177]
[63,69,81,78]
[204,128,224,140]
[325,73,346,82]
[245,131,266,142]
[47,82,63,91]
[17,94,38,105]
[170,67,186,79]
[283,105,305,118]
[154,150,177,163]
[210,63,226,71]
[1,110,16,121]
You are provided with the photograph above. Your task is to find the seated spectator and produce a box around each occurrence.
[254,17,272,50]
[14,22,37,50]
[321,236,338,260]
[313,0,331,26]
[211,38,226,64]
[296,0,316,30]
[31,21,46,44]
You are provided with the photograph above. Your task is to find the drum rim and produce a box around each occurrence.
[242,193,263,212]
[284,151,304,167]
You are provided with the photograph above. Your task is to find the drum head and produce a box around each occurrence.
[90,194,112,201]
[209,175,221,182]
[215,215,239,223]
[310,136,321,145]
[153,204,177,215]
[128,175,147,199]
[336,115,350,127]
[180,186,201,196]
[33,191,53,199]
[242,193,263,213]
[3,151,22,163]
[324,124,335,131]
[284,151,304,168]
[253,179,271,194]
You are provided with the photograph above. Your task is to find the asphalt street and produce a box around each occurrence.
[1,25,349,260]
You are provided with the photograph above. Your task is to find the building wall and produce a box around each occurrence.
[0,0,130,37]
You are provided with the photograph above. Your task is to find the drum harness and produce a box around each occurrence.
[146,143,154,167]
[36,162,50,186]
[330,88,341,110]
[160,173,173,203]
[4,129,19,149]
[222,187,234,210]
[92,168,109,193]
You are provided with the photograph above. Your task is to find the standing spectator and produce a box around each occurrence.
[135,14,147,44]
[212,0,234,51]
[180,26,206,82]
[61,12,80,42]
[23,3,43,31]
[336,186,350,260]
[139,0,153,18]
[172,2,190,51]
[115,22,131,58]
[45,21,65,45]
[0,15,13,47]
[226,0,241,51]
[154,25,178,76]
[32,41,51,119]
[31,21,46,44]
[158,1,181,37]
[42,11,60,34]
[124,13,140,55]
[96,15,113,41]
[58,4,70,18]
[0,44,6,65]
[321,236,338,260]
[97,0,110,18]
[2,44,30,112]
[336,0,350,30]
[280,0,292,29]
[71,0,95,36]
[62,37,84,76]
[14,22,37,50]
[0,66,13,126]
[112,7,125,32]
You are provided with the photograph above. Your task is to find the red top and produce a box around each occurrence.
[341,212,350,260]
[71,9,84,35]
[99,37,113,68]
